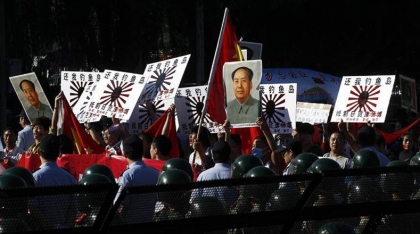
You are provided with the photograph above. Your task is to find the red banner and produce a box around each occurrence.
[17,153,128,181]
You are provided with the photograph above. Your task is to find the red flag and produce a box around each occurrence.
[145,109,179,158]
[377,118,420,144]
[231,127,262,154]
[58,96,105,154]
[205,8,243,124]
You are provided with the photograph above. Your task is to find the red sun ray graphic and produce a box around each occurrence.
[100,80,134,108]
[142,66,177,98]
[262,94,287,123]
[346,85,380,112]
[69,81,93,107]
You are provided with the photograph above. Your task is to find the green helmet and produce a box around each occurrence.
[347,178,389,204]
[0,174,27,189]
[0,218,30,233]
[83,164,115,183]
[188,197,226,218]
[231,154,263,179]
[387,160,409,167]
[3,167,35,187]
[0,174,28,214]
[383,160,414,200]
[409,152,420,166]
[290,153,319,174]
[307,158,341,174]
[162,158,194,181]
[157,169,192,213]
[351,149,380,169]
[77,173,112,211]
[79,173,112,185]
[158,168,192,185]
[266,188,301,211]
[241,166,277,203]
[317,221,355,234]
[245,166,276,178]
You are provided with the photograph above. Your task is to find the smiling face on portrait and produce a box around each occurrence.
[232,68,253,104]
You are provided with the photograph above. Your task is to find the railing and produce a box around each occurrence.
[2,166,420,234]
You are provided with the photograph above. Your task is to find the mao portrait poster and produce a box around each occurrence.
[10,72,53,124]
[223,60,262,128]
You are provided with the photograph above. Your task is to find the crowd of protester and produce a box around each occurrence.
[0,92,419,232]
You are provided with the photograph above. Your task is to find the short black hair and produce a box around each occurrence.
[152,135,172,156]
[39,134,60,161]
[231,66,253,81]
[212,141,231,163]
[3,127,17,137]
[32,116,51,131]
[19,79,36,91]
[123,135,143,160]
[357,125,376,147]
[330,131,345,143]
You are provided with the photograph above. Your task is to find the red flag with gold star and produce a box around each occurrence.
[58,95,105,154]
[205,8,243,125]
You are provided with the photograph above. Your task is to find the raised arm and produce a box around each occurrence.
[50,91,64,135]
[256,117,280,174]
[146,100,159,123]
[338,119,361,153]
[161,104,175,136]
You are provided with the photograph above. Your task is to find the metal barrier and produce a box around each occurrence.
[1,166,420,234]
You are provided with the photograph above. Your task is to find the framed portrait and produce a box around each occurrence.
[223,60,262,127]
[9,72,53,124]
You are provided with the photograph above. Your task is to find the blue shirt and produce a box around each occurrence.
[31,162,77,228]
[33,162,77,186]
[363,146,390,167]
[17,125,34,151]
[116,160,159,224]
[190,163,238,212]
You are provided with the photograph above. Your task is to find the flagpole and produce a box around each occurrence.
[197,8,230,142]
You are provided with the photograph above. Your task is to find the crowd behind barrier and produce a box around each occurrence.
[1,166,420,233]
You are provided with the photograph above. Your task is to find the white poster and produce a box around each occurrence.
[61,71,101,108]
[331,75,395,123]
[296,102,332,124]
[72,83,102,123]
[260,83,297,134]
[138,54,191,104]
[126,98,176,134]
[9,73,53,123]
[175,86,222,134]
[85,70,147,120]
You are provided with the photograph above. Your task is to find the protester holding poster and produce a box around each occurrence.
[224,60,262,126]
